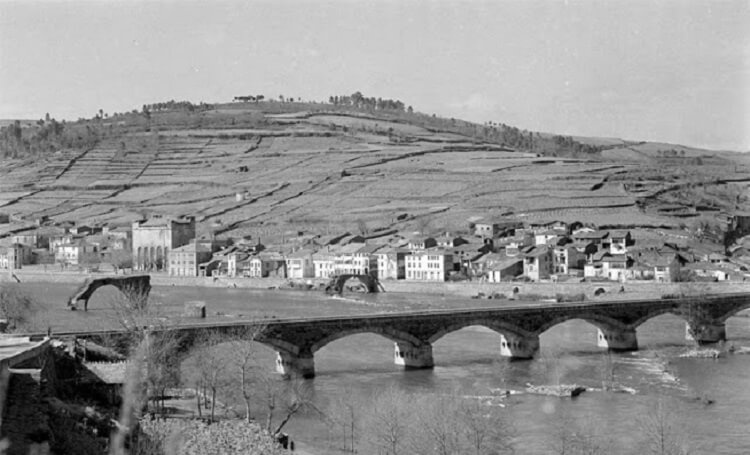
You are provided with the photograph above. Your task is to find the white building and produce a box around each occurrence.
[286,249,315,279]
[312,251,336,278]
[405,250,452,281]
[55,241,98,266]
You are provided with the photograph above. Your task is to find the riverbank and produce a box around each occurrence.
[3,265,749,301]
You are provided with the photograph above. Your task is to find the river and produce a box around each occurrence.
[19,282,750,454]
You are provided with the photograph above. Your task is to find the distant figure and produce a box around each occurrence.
[619,285,625,293]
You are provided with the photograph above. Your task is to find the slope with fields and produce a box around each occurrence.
[1,102,748,240]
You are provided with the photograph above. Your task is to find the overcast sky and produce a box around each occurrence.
[1,0,748,150]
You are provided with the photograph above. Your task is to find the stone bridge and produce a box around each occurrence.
[65,292,750,379]
[324,274,382,295]
[68,275,151,311]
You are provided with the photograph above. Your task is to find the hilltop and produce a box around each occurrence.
[1,98,749,241]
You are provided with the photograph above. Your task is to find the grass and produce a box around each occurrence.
[1,102,748,243]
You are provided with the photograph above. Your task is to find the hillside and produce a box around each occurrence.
[1,100,749,241]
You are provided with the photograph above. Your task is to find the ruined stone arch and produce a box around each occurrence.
[67,275,151,311]
[325,274,382,294]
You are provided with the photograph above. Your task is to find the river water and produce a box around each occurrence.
[20,282,750,454]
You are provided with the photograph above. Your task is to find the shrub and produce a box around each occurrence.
[0,284,39,331]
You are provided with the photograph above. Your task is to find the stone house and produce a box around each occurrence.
[684,262,731,281]
[522,245,553,281]
[374,247,409,280]
[312,251,336,278]
[49,233,75,254]
[102,224,131,241]
[436,234,469,248]
[227,252,250,277]
[11,232,47,249]
[0,244,30,269]
[529,220,568,235]
[472,219,523,239]
[406,237,437,250]
[286,249,315,279]
[572,230,609,246]
[473,253,523,282]
[405,250,453,281]
[501,232,535,257]
[132,216,195,272]
[553,242,588,275]
[607,230,633,254]
[652,254,680,283]
[55,241,98,266]
[449,241,492,275]
[257,253,287,278]
[601,254,631,281]
[486,258,523,282]
[168,240,213,277]
[331,243,380,276]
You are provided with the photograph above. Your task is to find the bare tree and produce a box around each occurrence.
[222,325,267,423]
[327,386,363,452]
[409,394,462,455]
[110,249,133,274]
[0,283,39,332]
[550,411,612,455]
[268,374,319,436]
[458,397,515,455]
[182,331,229,422]
[362,386,414,455]
[637,399,693,455]
[106,289,180,415]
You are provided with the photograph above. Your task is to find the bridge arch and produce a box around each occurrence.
[534,313,632,335]
[67,275,151,311]
[716,301,750,323]
[629,306,683,330]
[310,326,423,354]
[426,319,531,344]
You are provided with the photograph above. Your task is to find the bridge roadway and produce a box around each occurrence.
[43,292,750,378]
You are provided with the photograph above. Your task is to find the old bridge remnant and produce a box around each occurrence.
[66,292,750,379]
[68,275,151,311]
[324,274,382,295]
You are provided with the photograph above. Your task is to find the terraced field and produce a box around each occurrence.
[1,106,749,239]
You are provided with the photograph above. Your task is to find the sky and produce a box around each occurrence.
[1,0,748,151]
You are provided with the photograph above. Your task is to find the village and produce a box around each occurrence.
[3,210,750,287]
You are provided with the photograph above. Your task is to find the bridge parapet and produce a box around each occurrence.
[58,292,750,379]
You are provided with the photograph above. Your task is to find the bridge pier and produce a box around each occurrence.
[394,342,434,369]
[499,334,539,359]
[685,321,726,344]
[275,352,315,379]
[597,328,638,351]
